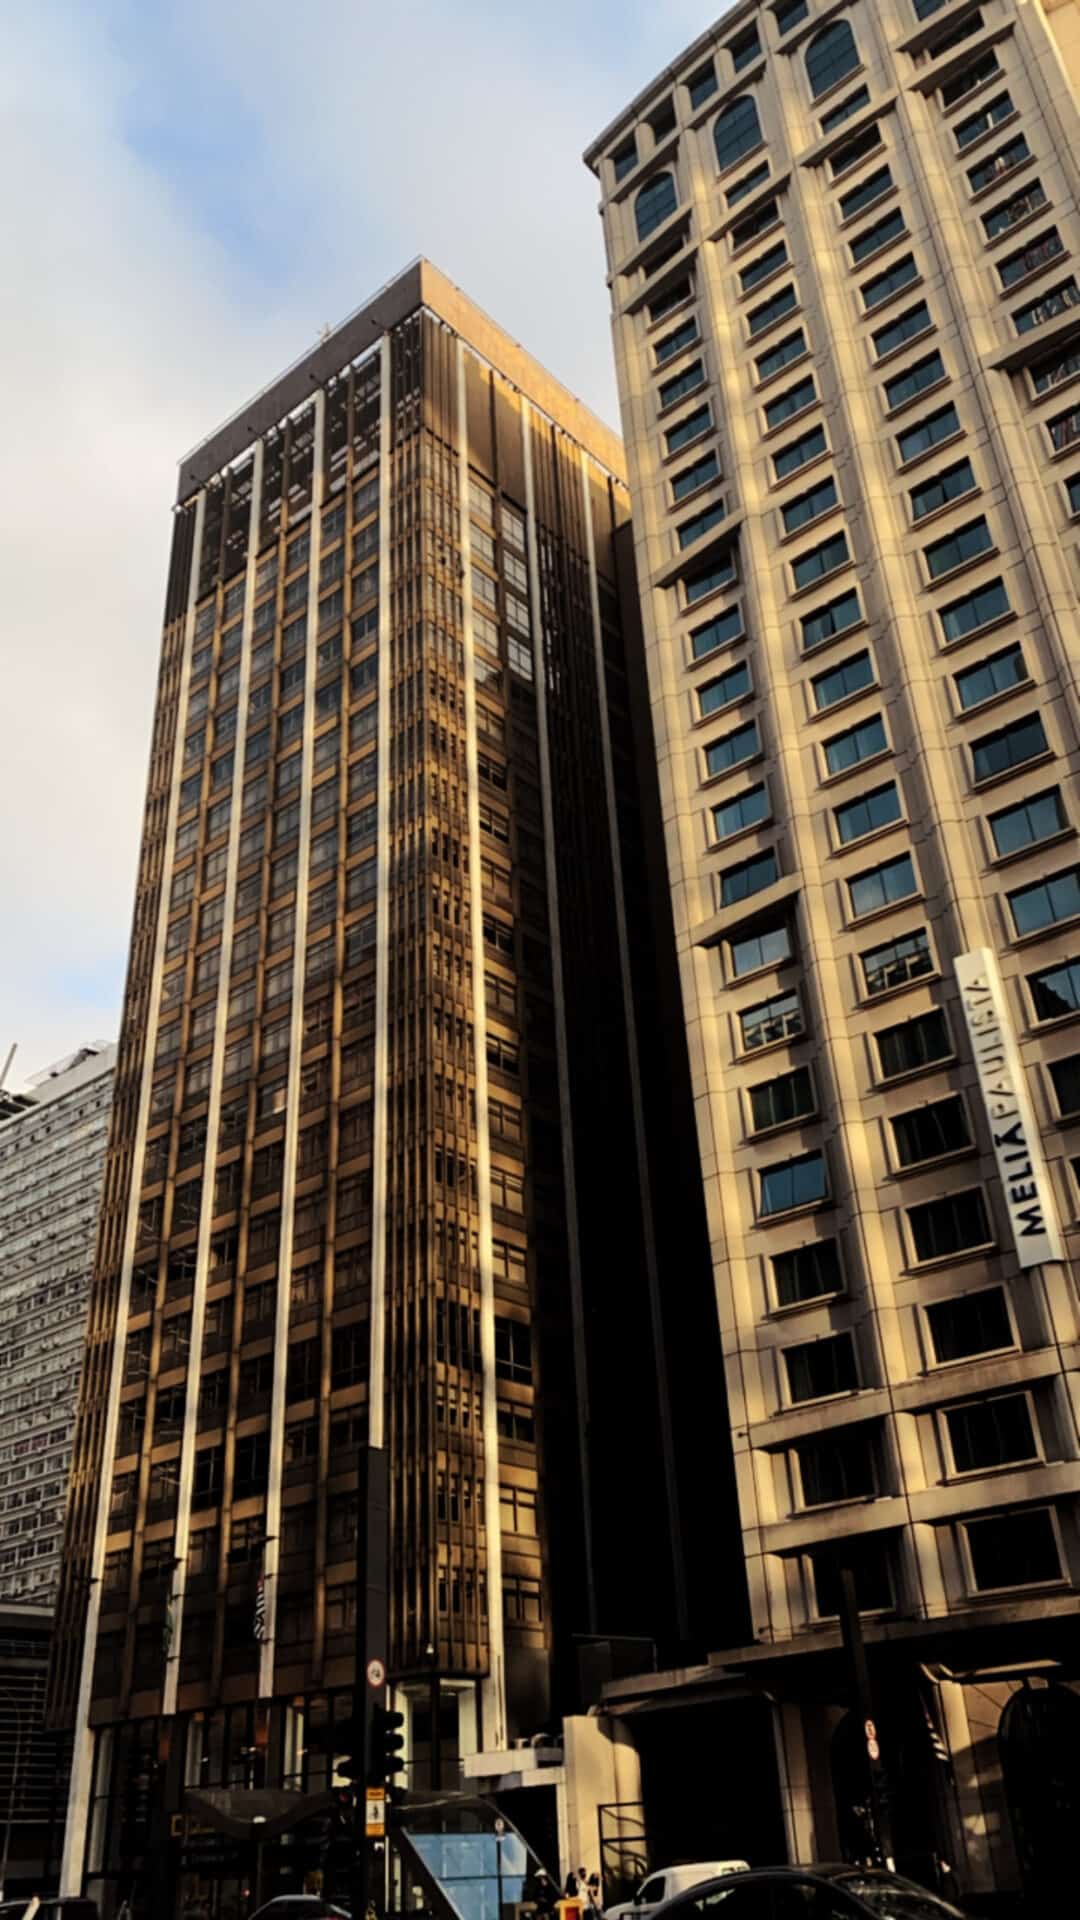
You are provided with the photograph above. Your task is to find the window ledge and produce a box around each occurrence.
[652,335,703,379]
[701,749,766,794]
[998,246,1071,303]
[686,624,747,672]
[746,1108,820,1145]
[780,497,843,547]
[910,483,982,534]
[737,259,792,306]
[715,137,767,189]
[848,886,924,932]
[839,181,898,234]
[890,1144,979,1181]
[708,814,776,857]
[1030,1005,1080,1038]
[876,1051,958,1091]
[970,745,1055,794]
[984,198,1055,255]
[944,1454,1043,1485]
[747,297,805,349]
[730,210,783,260]
[800,613,870,659]
[759,1195,833,1230]
[885,372,952,425]
[657,381,709,423]
[790,554,855,603]
[938,605,1018,653]
[643,291,697,337]
[709,168,791,246]
[832,813,908,859]
[988,824,1075,870]
[873,319,936,373]
[693,687,754,731]
[660,425,716,469]
[850,224,911,275]
[737,1026,808,1068]
[908,1240,997,1274]
[860,965,942,1011]
[820,744,893,791]
[925,539,1000,590]
[755,346,813,395]
[862,271,926,325]
[1009,907,1080,949]
[797,92,897,175]
[767,1288,846,1320]
[669,471,725,513]
[764,398,823,446]
[896,424,967,477]
[809,61,869,116]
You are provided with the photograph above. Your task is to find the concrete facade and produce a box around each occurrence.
[0,1045,114,1606]
[588,0,1080,1903]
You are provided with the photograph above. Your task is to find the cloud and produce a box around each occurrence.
[1,0,715,1086]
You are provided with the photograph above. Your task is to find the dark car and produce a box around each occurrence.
[0,1902,99,1920]
[249,1898,350,1920]
[650,1866,968,1920]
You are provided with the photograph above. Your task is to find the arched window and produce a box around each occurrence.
[635,172,678,242]
[806,20,860,100]
[714,96,763,174]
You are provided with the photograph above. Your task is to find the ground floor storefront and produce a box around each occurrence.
[600,1598,1080,1916]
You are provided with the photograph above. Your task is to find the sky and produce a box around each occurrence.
[1,0,717,1092]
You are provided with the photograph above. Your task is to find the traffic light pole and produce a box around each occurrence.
[352,1438,389,1920]
[837,1567,895,1872]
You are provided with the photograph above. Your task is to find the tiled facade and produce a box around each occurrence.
[0,1046,114,1605]
[588,0,1080,1899]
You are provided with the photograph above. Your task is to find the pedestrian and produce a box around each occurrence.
[586,1873,602,1911]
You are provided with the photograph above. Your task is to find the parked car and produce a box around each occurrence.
[605,1863,750,1920]
[646,1865,969,1919]
[0,1902,99,1920]
[250,1898,350,1920]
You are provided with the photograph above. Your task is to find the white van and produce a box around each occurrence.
[604,1862,750,1920]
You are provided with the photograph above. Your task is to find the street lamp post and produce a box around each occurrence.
[0,1686,26,1902]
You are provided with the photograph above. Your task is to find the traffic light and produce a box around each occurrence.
[371,1705,405,1786]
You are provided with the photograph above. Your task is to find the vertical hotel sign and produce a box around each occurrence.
[955,949,1064,1268]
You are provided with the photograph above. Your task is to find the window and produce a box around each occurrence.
[756,329,807,383]
[1014,278,1080,335]
[897,401,960,464]
[839,165,893,224]
[685,549,737,604]
[884,350,945,412]
[774,0,809,31]
[706,720,760,776]
[1000,224,1063,287]
[830,123,883,179]
[713,780,769,842]
[659,360,705,408]
[908,1187,991,1261]
[760,1149,828,1217]
[857,993,940,1084]
[821,84,871,135]
[968,132,1030,194]
[700,659,752,714]
[612,137,637,182]
[801,586,862,650]
[782,475,838,534]
[1008,862,1080,936]
[689,60,718,105]
[726,159,771,207]
[965,1509,1062,1592]
[892,1095,971,1167]
[648,276,692,323]
[748,283,798,337]
[812,1539,893,1616]
[773,1238,842,1306]
[730,25,763,73]
[740,988,804,1052]
[692,606,745,657]
[946,1394,1037,1474]
[970,712,1048,782]
[732,198,780,250]
[635,172,678,241]
[807,20,859,99]
[926,1286,1012,1362]
[749,1065,815,1132]
[925,515,994,580]
[714,96,763,173]
[824,713,887,776]
[765,375,816,430]
[953,645,1022,714]
[798,1427,877,1505]
[784,1332,856,1403]
[911,457,975,521]
[989,789,1066,857]
[914,0,949,16]
[673,450,721,500]
[940,577,1010,643]
[678,500,727,548]
[849,851,917,918]
[720,849,779,906]
[730,918,793,978]
[955,90,1014,151]
[1049,1053,1080,1117]
[941,50,1000,111]
[775,423,827,479]
[741,240,789,294]
[655,317,699,365]
[1029,957,1080,1022]
[811,649,874,711]
[873,300,931,361]
[851,208,906,265]
[1068,474,1080,514]
[1048,404,1080,454]
[983,181,1047,241]
[835,781,901,844]
[665,405,712,455]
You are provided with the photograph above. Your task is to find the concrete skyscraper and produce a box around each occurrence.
[48,262,727,1917]
[587,0,1080,1905]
